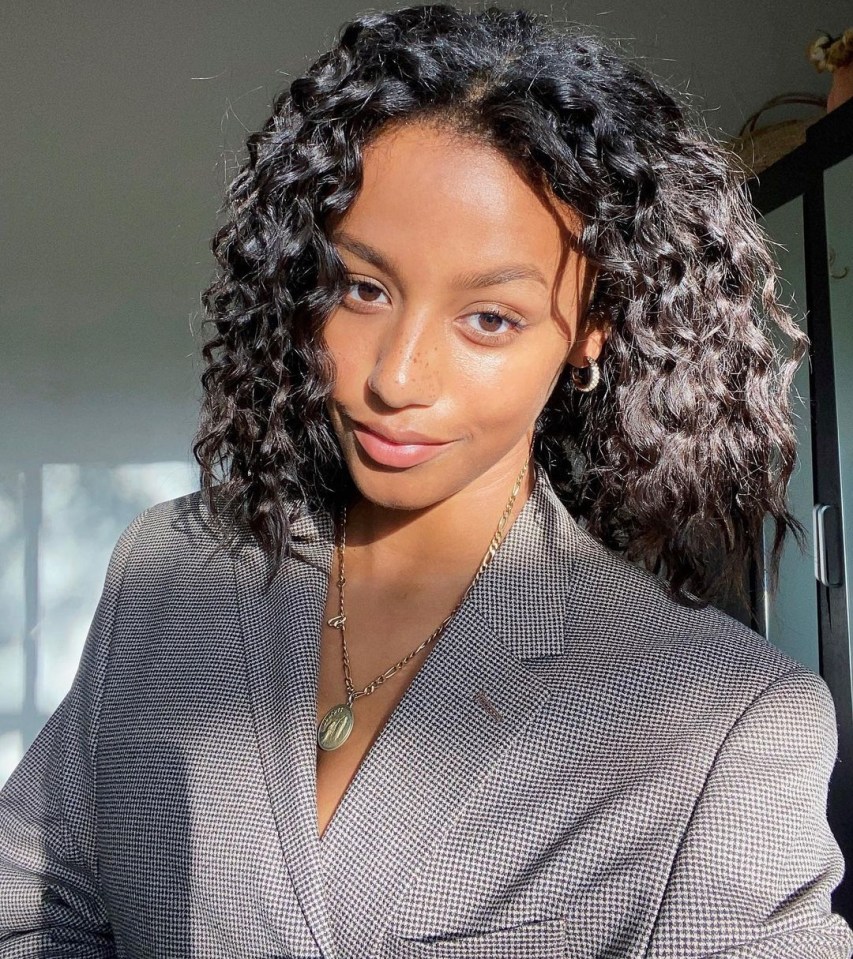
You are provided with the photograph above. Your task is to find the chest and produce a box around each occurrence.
[314,574,460,839]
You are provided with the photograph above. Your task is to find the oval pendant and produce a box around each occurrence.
[317,703,354,751]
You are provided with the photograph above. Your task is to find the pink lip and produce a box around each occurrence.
[351,422,453,468]
[352,419,447,445]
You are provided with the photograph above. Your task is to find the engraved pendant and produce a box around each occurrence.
[317,703,354,751]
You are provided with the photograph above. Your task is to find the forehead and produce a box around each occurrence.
[335,120,582,269]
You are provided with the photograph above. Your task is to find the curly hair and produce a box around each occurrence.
[192,3,809,612]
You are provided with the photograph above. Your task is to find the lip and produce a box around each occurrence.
[350,419,454,468]
[352,419,448,446]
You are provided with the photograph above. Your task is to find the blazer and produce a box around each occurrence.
[1,462,852,959]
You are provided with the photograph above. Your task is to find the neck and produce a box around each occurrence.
[341,451,536,586]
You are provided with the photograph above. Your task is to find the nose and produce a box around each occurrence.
[366,308,442,409]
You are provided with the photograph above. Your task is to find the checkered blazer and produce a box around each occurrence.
[1,463,852,958]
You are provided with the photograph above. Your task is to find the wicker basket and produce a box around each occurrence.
[727,93,826,175]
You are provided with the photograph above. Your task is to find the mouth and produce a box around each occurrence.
[350,419,454,469]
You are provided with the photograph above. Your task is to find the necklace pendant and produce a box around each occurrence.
[327,613,347,629]
[317,702,354,751]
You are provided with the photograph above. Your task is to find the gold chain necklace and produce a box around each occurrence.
[316,453,532,752]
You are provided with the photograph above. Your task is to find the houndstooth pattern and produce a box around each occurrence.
[0,462,852,958]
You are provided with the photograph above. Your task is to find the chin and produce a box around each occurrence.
[346,467,446,512]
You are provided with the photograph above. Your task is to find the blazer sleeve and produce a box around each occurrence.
[645,665,853,959]
[0,509,150,958]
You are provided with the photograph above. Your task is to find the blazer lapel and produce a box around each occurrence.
[233,504,339,959]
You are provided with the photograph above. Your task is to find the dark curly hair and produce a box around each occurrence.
[192,3,808,612]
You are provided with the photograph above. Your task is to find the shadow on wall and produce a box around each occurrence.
[0,462,197,785]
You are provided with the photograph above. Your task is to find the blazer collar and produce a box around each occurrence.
[283,461,588,660]
[232,461,589,957]
[466,462,586,658]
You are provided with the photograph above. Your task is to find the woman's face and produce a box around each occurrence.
[323,119,605,511]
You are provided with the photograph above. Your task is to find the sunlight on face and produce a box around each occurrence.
[323,119,603,511]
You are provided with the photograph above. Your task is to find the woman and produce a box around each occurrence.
[1,4,851,957]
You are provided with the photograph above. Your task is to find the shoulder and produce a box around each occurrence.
[128,488,215,544]
[103,487,329,601]
[500,471,819,727]
[112,488,218,559]
[100,490,240,607]
[560,524,824,728]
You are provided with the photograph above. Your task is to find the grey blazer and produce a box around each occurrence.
[1,463,852,959]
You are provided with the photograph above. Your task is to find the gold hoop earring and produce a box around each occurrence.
[570,355,601,393]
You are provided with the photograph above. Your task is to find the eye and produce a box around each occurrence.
[341,277,388,309]
[462,309,525,344]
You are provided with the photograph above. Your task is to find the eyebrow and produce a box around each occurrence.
[331,231,549,291]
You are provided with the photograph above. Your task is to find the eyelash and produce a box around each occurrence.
[339,277,525,345]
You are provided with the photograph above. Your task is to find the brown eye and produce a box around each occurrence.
[343,278,388,306]
[353,281,383,302]
[458,307,525,346]
[463,310,523,340]
[476,314,508,333]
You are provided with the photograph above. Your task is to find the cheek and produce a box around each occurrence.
[324,314,367,396]
[449,348,562,434]
[475,340,561,396]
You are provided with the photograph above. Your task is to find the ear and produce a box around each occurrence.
[566,311,610,367]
